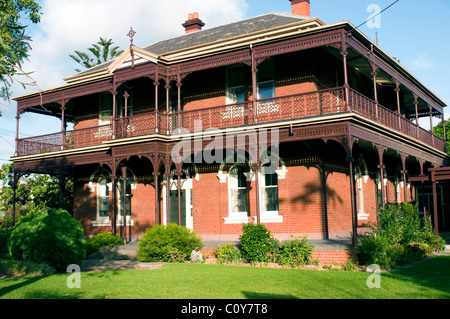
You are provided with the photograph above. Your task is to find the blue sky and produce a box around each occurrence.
[1,0,449,164]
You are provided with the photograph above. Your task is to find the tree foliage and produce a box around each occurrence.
[70,37,124,73]
[9,208,85,272]
[433,118,450,154]
[0,0,42,101]
[0,163,73,227]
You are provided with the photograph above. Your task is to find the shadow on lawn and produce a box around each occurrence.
[383,255,450,298]
[0,276,46,297]
[242,291,298,299]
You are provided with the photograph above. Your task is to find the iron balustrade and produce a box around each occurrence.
[15,87,445,156]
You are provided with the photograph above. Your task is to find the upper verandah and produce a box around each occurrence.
[12,10,445,116]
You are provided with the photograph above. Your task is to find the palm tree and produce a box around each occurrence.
[70,37,124,73]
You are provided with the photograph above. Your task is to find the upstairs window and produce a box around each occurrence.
[99,93,112,125]
[226,65,246,104]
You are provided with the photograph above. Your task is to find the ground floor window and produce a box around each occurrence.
[258,165,282,223]
[97,177,109,219]
[225,165,250,224]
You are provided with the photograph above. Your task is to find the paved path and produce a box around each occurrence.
[80,243,165,272]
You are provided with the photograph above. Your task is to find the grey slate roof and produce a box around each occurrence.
[142,12,308,55]
[77,13,308,75]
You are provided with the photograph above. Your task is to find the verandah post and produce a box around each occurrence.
[121,166,128,243]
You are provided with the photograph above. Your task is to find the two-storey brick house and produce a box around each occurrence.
[11,0,448,245]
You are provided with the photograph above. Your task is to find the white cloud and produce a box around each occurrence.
[18,0,249,92]
[0,0,248,162]
[409,53,435,71]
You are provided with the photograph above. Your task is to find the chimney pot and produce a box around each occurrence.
[289,0,311,16]
[182,12,205,34]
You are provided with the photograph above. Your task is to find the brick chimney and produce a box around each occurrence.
[289,0,311,16]
[182,12,205,34]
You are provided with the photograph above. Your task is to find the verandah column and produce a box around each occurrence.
[346,156,358,245]
[431,171,440,252]
[175,170,182,226]
[111,175,117,236]
[398,152,409,203]
[111,90,117,139]
[14,112,20,156]
[252,163,261,224]
[413,94,420,139]
[165,173,171,225]
[60,100,66,150]
[153,172,161,225]
[250,44,258,124]
[340,39,349,109]
[370,62,379,119]
[154,66,160,133]
[121,166,128,243]
[394,79,402,129]
[374,144,387,207]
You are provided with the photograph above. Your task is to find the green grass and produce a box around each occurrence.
[1,256,450,299]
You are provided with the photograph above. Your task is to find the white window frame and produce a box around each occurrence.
[116,178,135,226]
[357,177,369,220]
[224,165,250,224]
[256,80,279,115]
[92,178,112,227]
[257,167,282,223]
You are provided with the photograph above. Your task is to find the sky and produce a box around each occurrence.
[1,0,449,165]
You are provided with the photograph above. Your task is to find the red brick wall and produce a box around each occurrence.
[74,162,360,241]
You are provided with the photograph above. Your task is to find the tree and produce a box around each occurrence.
[433,118,450,154]
[70,37,124,73]
[0,0,42,102]
[0,163,73,226]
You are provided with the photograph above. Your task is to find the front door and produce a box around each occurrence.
[163,177,193,229]
[170,189,186,226]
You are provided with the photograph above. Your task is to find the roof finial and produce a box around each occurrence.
[127,27,136,46]
[127,27,136,69]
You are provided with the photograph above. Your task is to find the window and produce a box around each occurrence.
[258,164,282,223]
[260,167,278,213]
[226,65,246,104]
[225,165,249,224]
[118,179,132,219]
[97,178,109,219]
[118,90,134,118]
[258,81,275,100]
[256,59,278,115]
[229,166,247,214]
[99,93,112,125]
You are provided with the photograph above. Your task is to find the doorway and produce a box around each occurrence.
[163,176,193,229]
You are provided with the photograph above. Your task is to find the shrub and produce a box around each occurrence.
[0,227,12,253]
[278,235,314,268]
[137,224,203,262]
[0,259,55,277]
[215,243,242,264]
[8,208,85,272]
[85,232,124,255]
[356,235,392,270]
[358,202,446,270]
[239,223,279,263]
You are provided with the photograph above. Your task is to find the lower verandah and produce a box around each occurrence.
[73,149,412,243]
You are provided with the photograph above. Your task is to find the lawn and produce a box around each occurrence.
[1,256,449,300]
